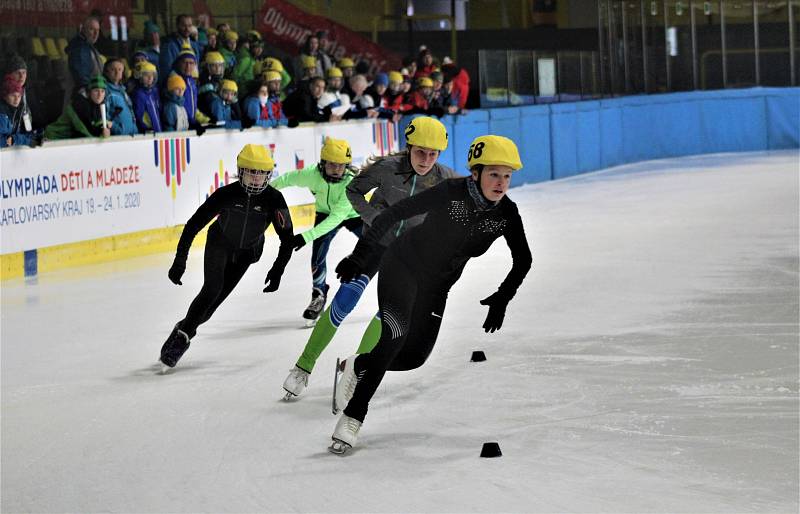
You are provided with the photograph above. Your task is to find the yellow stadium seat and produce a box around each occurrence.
[44,38,61,60]
[57,38,68,59]
[31,37,46,57]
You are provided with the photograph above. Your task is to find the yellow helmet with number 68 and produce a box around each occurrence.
[467,135,522,171]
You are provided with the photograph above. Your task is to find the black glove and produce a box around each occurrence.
[195,125,207,136]
[291,234,307,252]
[263,268,282,292]
[480,292,509,333]
[335,256,361,283]
[168,259,186,285]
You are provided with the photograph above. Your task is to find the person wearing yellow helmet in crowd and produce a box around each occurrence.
[161,73,189,131]
[131,61,162,132]
[338,57,356,98]
[328,135,532,454]
[196,51,225,116]
[280,116,461,400]
[269,139,363,333]
[160,144,295,370]
[207,79,242,129]
[402,76,434,114]
[253,57,291,100]
[317,67,350,114]
[294,33,328,80]
[242,70,287,128]
[219,30,238,72]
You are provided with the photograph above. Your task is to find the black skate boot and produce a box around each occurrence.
[159,325,191,371]
[302,285,329,326]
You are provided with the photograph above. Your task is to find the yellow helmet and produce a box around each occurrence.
[237,144,275,171]
[246,29,262,41]
[467,135,523,171]
[338,57,354,68]
[302,55,317,69]
[326,66,343,78]
[224,30,239,41]
[206,27,218,37]
[388,71,403,84]
[404,116,448,151]
[262,70,282,83]
[137,61,157,75]
[204,51,225,65]
[220,79,238,93]
[264,57,284,72]
[416,76,433,88]
[320,138,352,164]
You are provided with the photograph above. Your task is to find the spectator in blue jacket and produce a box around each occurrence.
[131,62,162,133]
[103,58,137,136]
[208,79,241,129]
[158,14,200,87]
[243,71,287,128]
[65,15,104,95]
[0,76,36,147]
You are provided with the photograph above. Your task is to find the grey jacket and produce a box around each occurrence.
[346,153,461,247]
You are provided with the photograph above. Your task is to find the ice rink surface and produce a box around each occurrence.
[2,151,798,513]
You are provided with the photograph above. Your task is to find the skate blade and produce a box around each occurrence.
[282,390,297,401]
[304,319,317,328]
[328,439,351,455]
[159,363,173,374]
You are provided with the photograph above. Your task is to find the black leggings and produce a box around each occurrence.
[179,239,258,339]
[343,250,448,423]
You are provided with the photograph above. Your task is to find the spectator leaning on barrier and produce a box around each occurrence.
[3,54,48,130]
[430,72,460,115]
[0,76,37,148]
[198,51,225,116]
[159,15,200,87]
[344,74,376,120]
[103,58,137,136]
[207,79,241,129]
[162,73,189,132]
[45,75,111,140]
[243,71,287,129]
[142,21,161,66]
[132,62,161,133]
[365,72,388,108]
[66,15,104,95]
[402,76,433,115]
[441,56,469,109]
[318,67,350,113]
[283,76,336,126]
[382,70,405,113]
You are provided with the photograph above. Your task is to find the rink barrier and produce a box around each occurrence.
[1,87,797,280]
[0,203,316,280]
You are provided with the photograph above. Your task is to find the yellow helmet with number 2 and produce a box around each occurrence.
[320,138,352,164]
[404,116,448,151]
[467,135,522,171]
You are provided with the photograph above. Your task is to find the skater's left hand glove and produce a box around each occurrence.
[263,269,282,292]
[291,234,306,252]
[480,292,509,333]
[335,256,361,283]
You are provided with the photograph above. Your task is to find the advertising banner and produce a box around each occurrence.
[0,119,399,254]
[256,0,402,75]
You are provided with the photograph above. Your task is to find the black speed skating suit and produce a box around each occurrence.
[340,177,533,423]
[171,182,294,338]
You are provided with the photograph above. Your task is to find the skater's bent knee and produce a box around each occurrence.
[330,275,370,326]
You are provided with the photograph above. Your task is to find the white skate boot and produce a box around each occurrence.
[333,355,361,414]
[282,366,310,400]
[329,414,362,454]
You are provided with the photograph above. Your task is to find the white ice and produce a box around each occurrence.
[2,151,798,513]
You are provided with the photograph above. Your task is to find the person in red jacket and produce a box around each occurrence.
[442,57,470,109]
[402,77,433,114]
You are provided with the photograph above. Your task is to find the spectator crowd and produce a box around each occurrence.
[1,13,470,148]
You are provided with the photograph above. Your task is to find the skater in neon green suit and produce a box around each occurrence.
[281,116,460,400]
